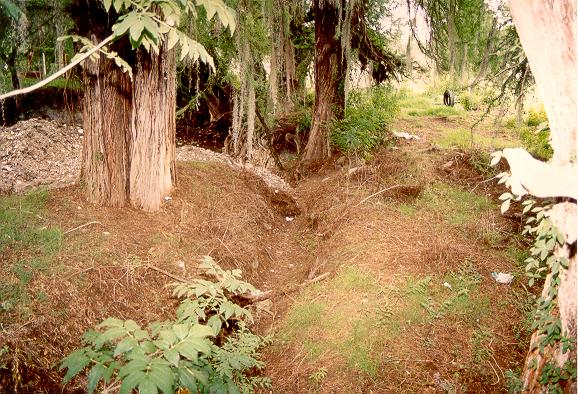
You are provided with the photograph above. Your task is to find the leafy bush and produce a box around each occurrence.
[520,126,553,160]
[526,106,548,127]
[60,257,271,393]
[331,86,398,155]
[460,91,481,111]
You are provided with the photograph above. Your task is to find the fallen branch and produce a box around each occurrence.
[242,271,331,304]
[63,221,103,235]
[145,264,187,283]
[357,184,402,205]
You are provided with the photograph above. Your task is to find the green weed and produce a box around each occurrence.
[332,86,398,155]
[417,182,492,225]
[0,189,61,254]
[435,128,517,150]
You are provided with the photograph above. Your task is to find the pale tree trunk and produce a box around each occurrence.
[81,46,132,207]
[130,43,177,211]
[302,0,346,163]
[472,18,496,86]
[447,0,458,78]
[507,0,576,391]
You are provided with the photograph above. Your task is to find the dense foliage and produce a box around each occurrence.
[60,257,271,393]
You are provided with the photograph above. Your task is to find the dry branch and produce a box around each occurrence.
[63,221,103,235]
[242,271,331,304]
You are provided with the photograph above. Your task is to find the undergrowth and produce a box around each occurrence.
[331,86,398,157]
[60,257,271,393]
[0,189,61,314]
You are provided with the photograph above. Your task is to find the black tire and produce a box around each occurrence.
[443,90,455,107]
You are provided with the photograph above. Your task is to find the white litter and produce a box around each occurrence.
[443,282,452,289]
[491,272,514,284]
[164,196,173,201]
[285,216,294,222]
[393,131,421,141]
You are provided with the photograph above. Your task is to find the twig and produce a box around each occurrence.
[63,221,103,235]
[242,272,332,303]
[357,184,402,205]
[145,264,188,283]
[0,34,114,100]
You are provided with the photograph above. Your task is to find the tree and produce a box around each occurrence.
[67,0,234,211]
[302,0,403,164]
[499,0,576,390]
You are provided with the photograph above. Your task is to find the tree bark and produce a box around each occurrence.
[129,42,177,211]
[81,50,132,207]
[302,0,346,163]
[508,0,576,391]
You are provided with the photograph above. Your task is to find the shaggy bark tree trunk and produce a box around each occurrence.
[81,49,132,207]
[507,0,576,391]
[302,0,346,163]
[129,43,177,211]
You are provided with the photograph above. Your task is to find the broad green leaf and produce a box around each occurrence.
[148,361,174,393]
[119,358,148,378]
[60,348,91,384]
[173,323,189,340]
[103,0,113,11]
[95,327,129,348]
[173,342,198,362]
[87,364,105,394]
[163,348,180,367]
[138,377,158,394]
[119,370,146,394]
[189,324,216,338]
[166,29,179,51]
[98,317,125,329]
[114,337,138,357]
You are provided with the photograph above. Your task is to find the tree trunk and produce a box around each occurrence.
[508,0,576,391]
[447,0,458,79]
[81,51,132,207]
[302,0,346,163]
[129,43,177,211]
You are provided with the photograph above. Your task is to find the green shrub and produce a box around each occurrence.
[460,91,481,111]
[520,126,553,160]
[526,107,548,127]
[331,86,398,155]
[60,257,271,393]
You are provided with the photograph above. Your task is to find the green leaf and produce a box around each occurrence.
[119,370,146,394]
[98,317,125,328]
[114,337,138,357]
[103,0,113,11]
[119,358,148,378]
[148,361,174,393]
[163,349,180,367]
[173,342,198,362]
[95,327,129,348]
[173,323,189,340]
[138,377,159,394]
[189,324,216,338]
[60,348,91,384]
[87,364,105,394]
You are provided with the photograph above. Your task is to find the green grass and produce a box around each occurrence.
[397,92,463,118]
[435,128,518,150]
[0,189,61,254]
[417,181,492,225]
[278,262,492,380]
[0,190,61,314]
